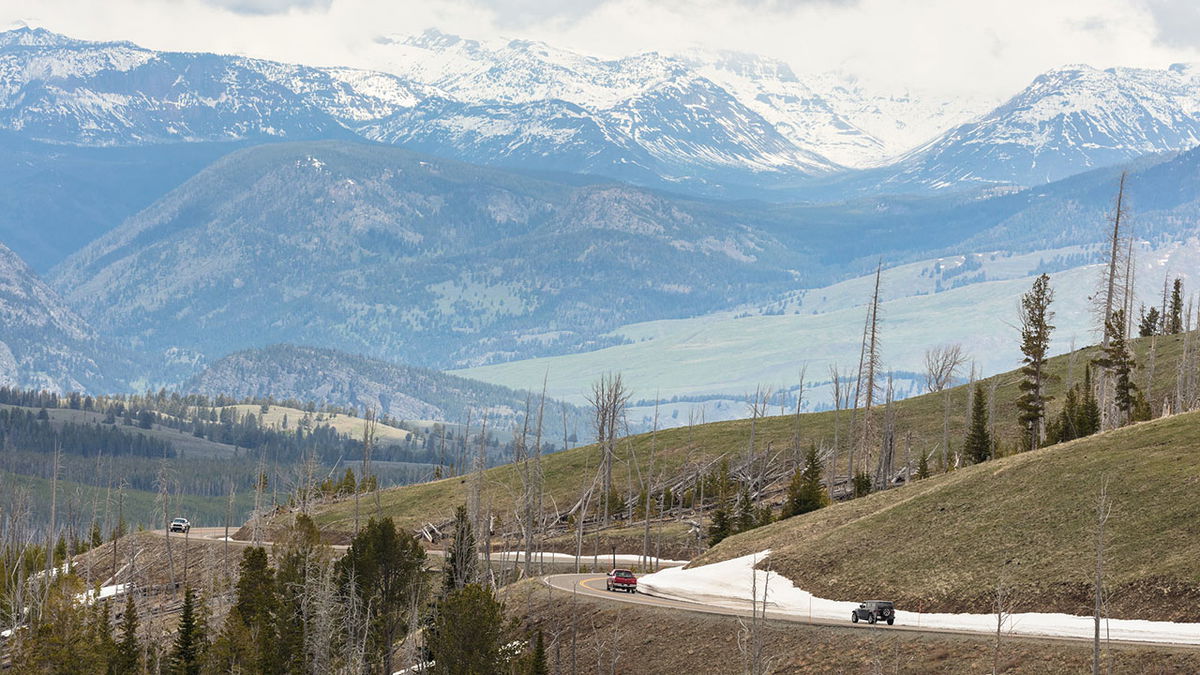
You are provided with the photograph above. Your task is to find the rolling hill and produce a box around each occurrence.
[697,409,1200,621]
[299,328,1200,551]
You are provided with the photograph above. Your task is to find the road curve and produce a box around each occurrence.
[542,574,1200,650]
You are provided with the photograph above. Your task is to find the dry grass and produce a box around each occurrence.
[308,331,1198,536]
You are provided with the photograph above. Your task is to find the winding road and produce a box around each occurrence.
[541,573,1200,649]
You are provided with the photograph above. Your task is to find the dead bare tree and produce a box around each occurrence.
[792,366,807,467]
[828,364,846,499]
[1098,172,1130,348]
[642,398,660,571]
[852,262,884,489]
[155,458,176,587]
[924,344,967,471]
[738,553,774,675]
[587,373,630,526]
[875,374,897,489]
[1093,478,1113,675]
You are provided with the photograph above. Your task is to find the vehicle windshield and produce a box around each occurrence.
[172,519,187,523]
[615,570,633,577]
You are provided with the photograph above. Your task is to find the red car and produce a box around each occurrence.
[606,568,637,593]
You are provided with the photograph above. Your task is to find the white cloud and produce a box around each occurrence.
[3,0,1199,99]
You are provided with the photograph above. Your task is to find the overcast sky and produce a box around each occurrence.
[5,0,1200,98]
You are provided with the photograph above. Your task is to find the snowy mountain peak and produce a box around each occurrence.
[0,26,92,48]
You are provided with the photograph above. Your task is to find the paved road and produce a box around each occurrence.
[542,574,1200,650]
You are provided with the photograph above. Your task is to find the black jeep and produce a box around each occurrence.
[851,600,895,625]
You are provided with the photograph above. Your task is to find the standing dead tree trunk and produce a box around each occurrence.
[587,374,630,527]
[852,263,884,490]
[1095,173,1130,429]
[874,375,897,489]
[1093,478,1113,675]
[924,343,966,472]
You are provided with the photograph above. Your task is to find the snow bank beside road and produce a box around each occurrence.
[638,551,1200,645]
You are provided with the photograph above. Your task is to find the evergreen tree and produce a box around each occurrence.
[734,485,757,533]
[427,584,507,675]
[91,601,117,671]
[1168,278,1185,334]
[527,630,548,675]
[168,587,204,675]
[207,546,279,674]
[964,382,992,462]
[852,471,872,497]
[915,450,931,480]
[707,497,732,547]
[337,517,426,675]
[1078,367,1102,437]
[274,515,322,674]
[443,505,477,593]
[1016,274,1055,450]
[1051,386,1081,444]
[15,578,107,674]
[113,594,141,675]
[782,445,827,518]
[1138,305,1161,337]
[1094,310,1138,426]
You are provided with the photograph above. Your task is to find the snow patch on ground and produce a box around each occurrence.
[77,583,130,604]
[638,551,1200,645]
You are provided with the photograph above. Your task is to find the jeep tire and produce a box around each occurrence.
[851,613,859,623]
[886,617,894,625]
[868,614,877,625]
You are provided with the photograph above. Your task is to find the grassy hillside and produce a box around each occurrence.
[226,404,413,445]
[698,410,1200,621]
[0,404,240,458]
[306,329,1199,539]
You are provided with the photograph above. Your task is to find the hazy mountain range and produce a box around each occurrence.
[2,25,1199,416]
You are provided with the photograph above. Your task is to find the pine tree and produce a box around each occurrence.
[1052,386,1081,444]
[734,485,757,533]
[1094,310,1138,426]
[1016,274,1055,450]
[782,445,827,518]
[112,593,141,675]
[1078,367,1102,437]
[1167,278,1184,334]
[168,587,203,675]
[527,630,549,675]
[443,505,477,593]
[427,584,507,675]
[852,471,872,497]
[707,498,732,547]
[92,601,117,670]
[1138,305,1161,337]
[337,517,426,675]
[964,382,992,462]
[915,450,931,480]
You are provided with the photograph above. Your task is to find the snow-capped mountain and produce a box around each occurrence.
[377,31,993,169]
[0,26,426,145]
[6,25,1200,201]
[889,63,1200,189]
[0,26,840,195]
